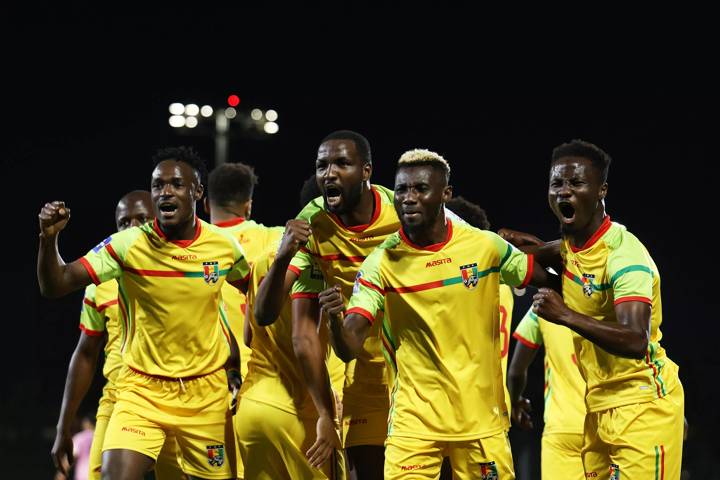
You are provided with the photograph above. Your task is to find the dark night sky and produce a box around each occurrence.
[3,9,719,477]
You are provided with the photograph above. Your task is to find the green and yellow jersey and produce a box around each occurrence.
[79,280,122,383]
[560,216,679,412]
[346,219,533,440]
[513,308,586,435]
[498,284,514,420]
[80,218,250,378]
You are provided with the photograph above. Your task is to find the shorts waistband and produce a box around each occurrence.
[128,365,223,382]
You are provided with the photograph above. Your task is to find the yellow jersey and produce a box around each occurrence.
[79,280,122,383]
[214,217,284,379]
[240,250,326,417]
[81,218,250,378]
[498,284,514,421]
[513,307,586,435]
[347,219,532,440]
[560,216,679,412]
[290,185,400,409]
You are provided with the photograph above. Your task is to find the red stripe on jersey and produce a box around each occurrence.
[519,254,534,288]
[513,331,540,349]
[614,296,652,305]
[399,220,453,252]
[105,243,124,267]
[358,277,385,295]
[79,324,104,336]
[79,258,101,285]
[288,264,302,277]
[570,215,611,252]
[346,307,376,324]
[97,299,118,312]
[291,292,319,299]
[386,280,444,294]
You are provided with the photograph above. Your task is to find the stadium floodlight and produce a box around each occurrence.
[169,103,185,115]
[185,116,198,128]
[251,108,263,120]
[200,105,213,117]
[225,107,237,119]
[185,104,200,117]
[169,115,186,128]
[264,121,279,134]
[265,109,278,122]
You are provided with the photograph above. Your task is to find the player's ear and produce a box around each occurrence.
[363,162,372,183]
[443,185,453,203]
[599,182,608,200]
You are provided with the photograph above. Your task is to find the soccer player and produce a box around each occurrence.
[254,130,398,479]
[319,149,558,479]
[235,235,345,479]
[38,146,249,480]
[50,191,185,480]
[508,306,586,479]
[520,139,684,479]
[204,162,284,379]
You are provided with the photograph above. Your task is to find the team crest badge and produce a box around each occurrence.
[609,463,620,480]
[460,263,479,289]
[582,273,596,297]
[206,444,225,467]
[479,461,499,480]
[92,236,112,253]
[203,261,220,284]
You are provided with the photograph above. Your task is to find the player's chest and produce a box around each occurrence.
[562,253,613,314]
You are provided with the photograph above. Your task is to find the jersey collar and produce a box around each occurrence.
[569,215,611,253]
[400,219,453,252]
[328,186,381,233]
[153,216,202,248]
[213,217,246,228]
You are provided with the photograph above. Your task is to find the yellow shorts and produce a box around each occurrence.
[342,402,388,448]
[541,432,584,480]
[235,397,345,480]
[582,383,684,480]
[103,366,236,479]
[88,383,117,480]
[385,431,514,479]
[327,352,346,402]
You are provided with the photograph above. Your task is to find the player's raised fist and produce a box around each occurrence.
[39,201,71,237]
[277,219,312,260]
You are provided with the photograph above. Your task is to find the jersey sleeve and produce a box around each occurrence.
[226,241,251,287]
[289,245,314,277]
[607,236,654,305]
[346,248,386,325]
[79,284,106,336]
[80,228,139,285]
[291,260,325,299]
[512,308,544,349]
[488,231,533,288]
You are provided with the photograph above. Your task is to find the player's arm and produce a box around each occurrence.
[507,341,539,430]
[498,227,563,274]
[243,303,253,348]
[38,201,92,298]
[51,332,104,475]
[320,285,372,362]
[254,220,312,325]
[533,288,650,359]
[292,296,340,467]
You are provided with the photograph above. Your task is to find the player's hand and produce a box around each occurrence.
[511,396,534,430]
[319,285,345,320]
[498,228,544,247]
[226,368,241,415]
[306,414,341,468]
[51,429,74,476]
[39,201,71,237]
[277,219,311,261]
[532,288,571,325]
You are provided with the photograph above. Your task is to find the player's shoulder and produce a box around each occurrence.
[372,184,395,205]
[605,221,648,255]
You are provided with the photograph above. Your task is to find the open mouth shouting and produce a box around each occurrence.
[557,200,576,224]
[157,200,179,220]
[324,183,343,209]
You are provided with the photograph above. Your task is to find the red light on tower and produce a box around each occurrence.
[227,94,240,107]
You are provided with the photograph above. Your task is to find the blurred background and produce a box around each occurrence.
[3,8,718,479]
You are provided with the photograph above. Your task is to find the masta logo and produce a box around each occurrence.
[460,263,479,289]
[92,236,112,253]
[203,261,220,284]
[206,444,224,467]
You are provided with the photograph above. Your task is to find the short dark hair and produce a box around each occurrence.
[208,162,258,206]
[551,139,611,183]
[445,196,490,230]
[299,174,321,208]
[152,146,208,186]
[321,130,372,164]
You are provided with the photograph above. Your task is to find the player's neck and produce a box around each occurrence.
[210,205,247,225]
[159,216,198,241]
[338,186,375,227]
[568,209,607,249]
[405,215,448,247]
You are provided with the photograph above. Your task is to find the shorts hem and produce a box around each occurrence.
[100,445,158,461]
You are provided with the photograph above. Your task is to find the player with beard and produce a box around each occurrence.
[254,131,397,479]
